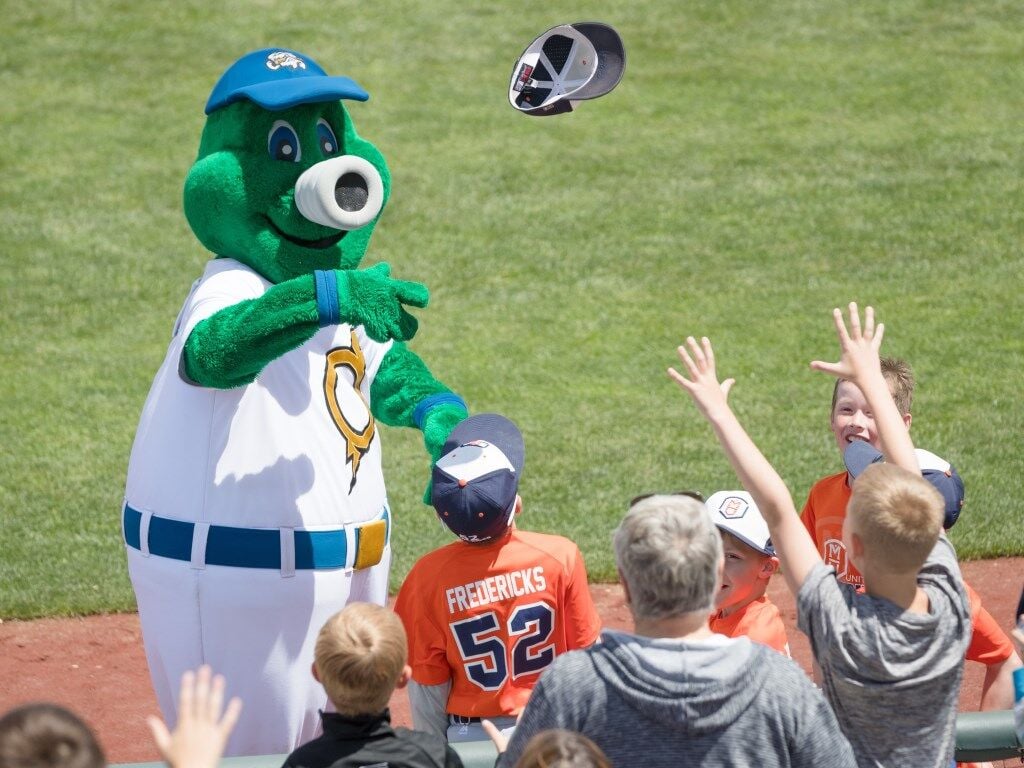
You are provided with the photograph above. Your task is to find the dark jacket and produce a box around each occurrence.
[283,709,463,768]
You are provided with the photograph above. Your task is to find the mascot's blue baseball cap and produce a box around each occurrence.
[844,440,966,530]
[431,414,525,544]
[205,48,369,114]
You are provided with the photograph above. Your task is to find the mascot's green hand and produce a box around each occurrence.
[335,262,429,342]
[420,402,469,504]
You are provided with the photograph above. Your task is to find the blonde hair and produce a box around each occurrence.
[514,729,611,768]
[848,463,943,573]
[831,357,915,417]
[314,603,407,716]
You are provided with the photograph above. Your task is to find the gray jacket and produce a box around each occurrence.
[500,630,856,767]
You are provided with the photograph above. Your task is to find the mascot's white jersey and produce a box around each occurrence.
[124,258,394,756]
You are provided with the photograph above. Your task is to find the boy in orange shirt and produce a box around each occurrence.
[706,490,790,656]
[394,414,601,744]
[801,357,1022,710]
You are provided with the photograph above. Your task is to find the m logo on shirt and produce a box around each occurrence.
[323,331,375,491]
[824,538,849,579]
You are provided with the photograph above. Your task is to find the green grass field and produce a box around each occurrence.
[2,0,1022,619]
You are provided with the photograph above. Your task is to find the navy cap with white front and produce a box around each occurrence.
[844,440,966,529]
[431,414,525,543]
[205,48,369,115]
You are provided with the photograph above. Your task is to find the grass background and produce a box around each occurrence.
[2,0,1022,618]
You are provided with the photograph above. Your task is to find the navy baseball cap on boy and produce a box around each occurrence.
[205,48,369,115]
[431,414,525,543]
[844,440,966,530]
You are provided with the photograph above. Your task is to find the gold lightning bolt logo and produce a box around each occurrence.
[323,332,376,492]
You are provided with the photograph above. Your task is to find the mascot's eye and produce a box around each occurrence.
[268,121,301,162]
[317,119,339,156]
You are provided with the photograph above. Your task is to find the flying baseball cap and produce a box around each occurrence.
[431,414,525,543]
[205,48,369,115]
[706,490,775,556]
[844,440,966,529]
[508,22,625,116]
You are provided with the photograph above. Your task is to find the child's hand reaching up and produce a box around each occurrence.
[809,302,884,387]
[809,302,917,473]
[146,666,241,768]
[666,332,826,596]
[668,336,735,420]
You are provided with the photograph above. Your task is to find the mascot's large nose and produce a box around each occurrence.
[293,156,384,231]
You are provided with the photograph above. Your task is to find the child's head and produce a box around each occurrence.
[830,357,914,453]
[514,729,611,768]
[431,413,524,544]
[705,491,778,615]
[845,462,944,575]
[313,603,409,716]
[0,704,105,768]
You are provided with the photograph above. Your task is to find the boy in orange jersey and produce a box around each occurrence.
[705,490,790,656]
[394,414,601,744]
[802,357,1022,710]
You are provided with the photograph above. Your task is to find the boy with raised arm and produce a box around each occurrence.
[802,355,1021,711]
[668,304,971,768]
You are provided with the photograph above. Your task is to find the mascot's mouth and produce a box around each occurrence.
[267,218,347,249]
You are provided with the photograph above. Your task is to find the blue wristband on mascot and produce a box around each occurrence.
[412,393,467,429]
[314,270,340,327]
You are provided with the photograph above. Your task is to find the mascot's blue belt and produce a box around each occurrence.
[122,504,390,571]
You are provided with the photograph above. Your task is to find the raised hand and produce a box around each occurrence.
[809,302,884,386]
[667,336,735,420]
[146,666,242,768]
[336,262,430,342]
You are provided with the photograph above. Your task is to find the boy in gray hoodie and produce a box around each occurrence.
[498,493,855,768]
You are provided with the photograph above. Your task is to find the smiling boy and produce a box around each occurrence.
[801,357,1022,711]
[706,491,789,656]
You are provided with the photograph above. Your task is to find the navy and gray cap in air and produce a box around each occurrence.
[509,22,625,116]
[431,414,525,543]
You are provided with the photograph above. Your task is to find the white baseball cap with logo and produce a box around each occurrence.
[705,490,775,556]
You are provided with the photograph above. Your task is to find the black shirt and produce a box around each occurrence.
[283,709,463,768]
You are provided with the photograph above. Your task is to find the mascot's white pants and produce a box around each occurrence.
[126,544,391,757]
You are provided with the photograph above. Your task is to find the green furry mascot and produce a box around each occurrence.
[122,48,467,756]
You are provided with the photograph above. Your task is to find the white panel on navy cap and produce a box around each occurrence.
[915,448,951,473]
[436,441,515,482]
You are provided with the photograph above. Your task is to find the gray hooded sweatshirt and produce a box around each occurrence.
[499,630,855,767]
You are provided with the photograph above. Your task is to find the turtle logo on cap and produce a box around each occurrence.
[266,51,306,71]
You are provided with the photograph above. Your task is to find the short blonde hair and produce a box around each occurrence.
[314,603,407,716]
[848,463,943,573]
[515,729,611,768]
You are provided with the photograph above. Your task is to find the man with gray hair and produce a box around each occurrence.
[496,495,856,767]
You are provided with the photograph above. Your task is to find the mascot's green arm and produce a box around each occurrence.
[370,342,469,462]
[183,262,435,389]
[183,274,320,389]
